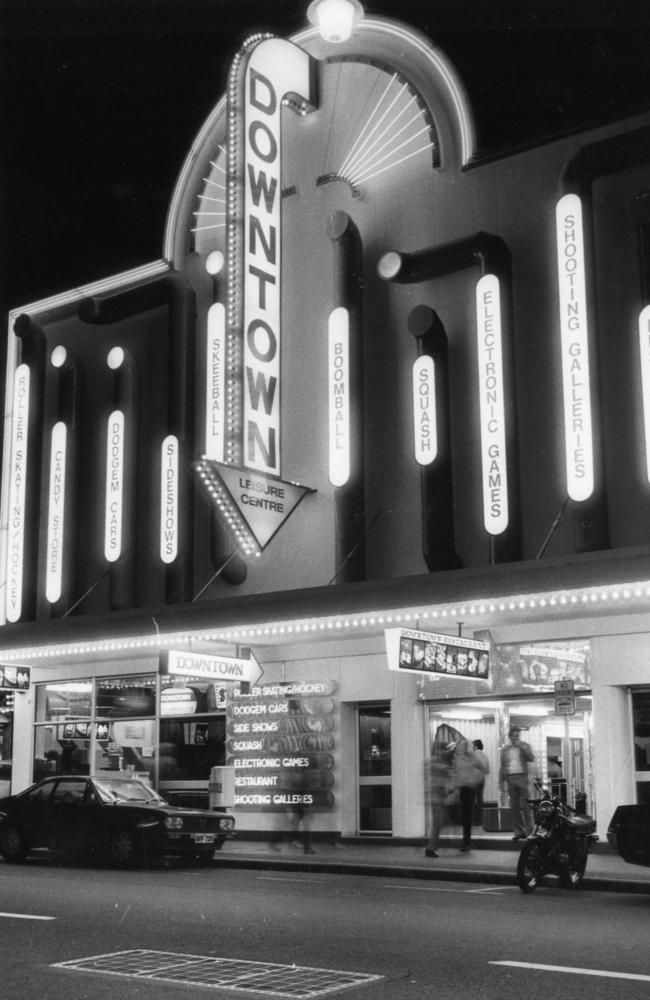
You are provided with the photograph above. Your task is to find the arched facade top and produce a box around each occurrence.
[163,16,476,266]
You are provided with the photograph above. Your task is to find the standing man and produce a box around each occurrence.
[499,726,535,840]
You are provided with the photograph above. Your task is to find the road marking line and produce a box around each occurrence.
[0,911,55,921]
[386,884,489,894]
[491,961,650,982]
[257,875,327,884]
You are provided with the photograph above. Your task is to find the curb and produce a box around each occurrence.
[212,853,650,894]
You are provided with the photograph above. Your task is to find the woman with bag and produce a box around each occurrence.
[454,739,489,852]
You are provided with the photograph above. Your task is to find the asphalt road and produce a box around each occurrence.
[1,857,649,1000]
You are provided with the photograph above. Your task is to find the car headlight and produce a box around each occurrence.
[219,816,235,832]
[164,816,184,830]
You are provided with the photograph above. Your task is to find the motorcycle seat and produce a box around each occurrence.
[565,814,596,833]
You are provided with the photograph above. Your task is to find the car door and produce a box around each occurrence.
[13,780,56,849]
[49,778,94,855]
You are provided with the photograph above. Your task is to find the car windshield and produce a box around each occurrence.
[93,778,166,805]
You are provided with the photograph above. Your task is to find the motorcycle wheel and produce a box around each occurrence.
[559,859,587,889]
[516,842,544,893]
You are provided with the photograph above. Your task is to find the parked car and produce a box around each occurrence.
[607,803,650,867]
[0,774,235,867]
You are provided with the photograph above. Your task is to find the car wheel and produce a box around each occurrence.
[109,829,139,867]
[0,824,29,863]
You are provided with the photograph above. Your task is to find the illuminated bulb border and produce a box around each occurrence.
[2,579,650,663]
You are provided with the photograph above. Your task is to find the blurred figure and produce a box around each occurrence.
[455,739,489,852]
[424,742,457,858]
[472,738,490,825]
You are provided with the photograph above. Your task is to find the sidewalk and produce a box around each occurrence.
[214,834,650,894]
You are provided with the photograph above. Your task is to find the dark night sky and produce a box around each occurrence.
[2,0,650,313]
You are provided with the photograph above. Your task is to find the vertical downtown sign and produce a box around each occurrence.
[194,37,317,554]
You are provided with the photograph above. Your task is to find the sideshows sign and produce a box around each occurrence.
[385,627,489,680]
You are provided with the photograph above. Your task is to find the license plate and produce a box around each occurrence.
[193,833,214,845]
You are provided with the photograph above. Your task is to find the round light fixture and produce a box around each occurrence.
[307,0,364,43]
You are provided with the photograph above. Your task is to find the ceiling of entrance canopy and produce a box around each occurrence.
[192,57,439,259]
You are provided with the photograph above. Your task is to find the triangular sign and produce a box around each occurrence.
[194,460,315,552]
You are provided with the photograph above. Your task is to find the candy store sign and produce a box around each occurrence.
[226,681,337,810]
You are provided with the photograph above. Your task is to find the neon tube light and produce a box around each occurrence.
[160,435,179,564]
[556,193,594,502]
[328,307,350,486]
[638,305,650,482]
[5,364,30,623]
[104,410,125,563]
[412,355,436,465]
[476,275,508,535]
[46,421,67,603]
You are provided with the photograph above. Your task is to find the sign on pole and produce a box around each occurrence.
[554,678,576,715]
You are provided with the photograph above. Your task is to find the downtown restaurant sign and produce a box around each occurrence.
[385,627,489,680]
[226,680,337,810]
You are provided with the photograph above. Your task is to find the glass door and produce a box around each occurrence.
[358,703,391,834]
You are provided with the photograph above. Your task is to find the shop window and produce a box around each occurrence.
[158,717,226,783]
[427,693,594,825]
[35,681,92,722]
[96,676,156,718]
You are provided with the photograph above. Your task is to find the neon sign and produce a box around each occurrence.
[328,307,350,486]
[6,364,30,623]
[476,274,508,534]
[160,435,178,564]
[104,410,124,563]
[46,421,67,603]
[556,193,594,502]
[234,38,316,474]
[638,305,650,482]
[412,355,436,466]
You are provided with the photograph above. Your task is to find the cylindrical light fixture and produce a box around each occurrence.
[307,0,364,42]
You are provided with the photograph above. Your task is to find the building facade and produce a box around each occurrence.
[1,10,650,840]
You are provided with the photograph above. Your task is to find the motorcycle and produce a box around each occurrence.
[516,778,598,893]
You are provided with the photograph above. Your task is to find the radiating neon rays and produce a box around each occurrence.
[335,71,437,190]
[192,150,227,233]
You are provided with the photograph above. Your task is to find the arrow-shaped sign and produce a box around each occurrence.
[193,459,315,555]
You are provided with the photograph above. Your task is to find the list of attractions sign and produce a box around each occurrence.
[226,681,337,811]
[385,628,489,680]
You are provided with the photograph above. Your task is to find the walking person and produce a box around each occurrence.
[472,738,490,824]
[424,742,457,858]
[455,739,489,852]
[499,726,535,839]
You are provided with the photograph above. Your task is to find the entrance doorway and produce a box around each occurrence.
[358,704,391,834]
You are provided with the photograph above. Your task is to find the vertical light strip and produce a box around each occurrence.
[104,410,125,563]
[412,355,437,465]
[328,306,350,487]
[160,435,179,564]
[639,306,650,482]
[205,302,226,460]
[556,193,594,502]
[476,275,509,535]
[5,364,30,623]
[46,421,67,603]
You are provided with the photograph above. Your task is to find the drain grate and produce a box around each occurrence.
[52,949,383,998]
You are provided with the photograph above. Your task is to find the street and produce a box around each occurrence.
[1,857,649,999]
